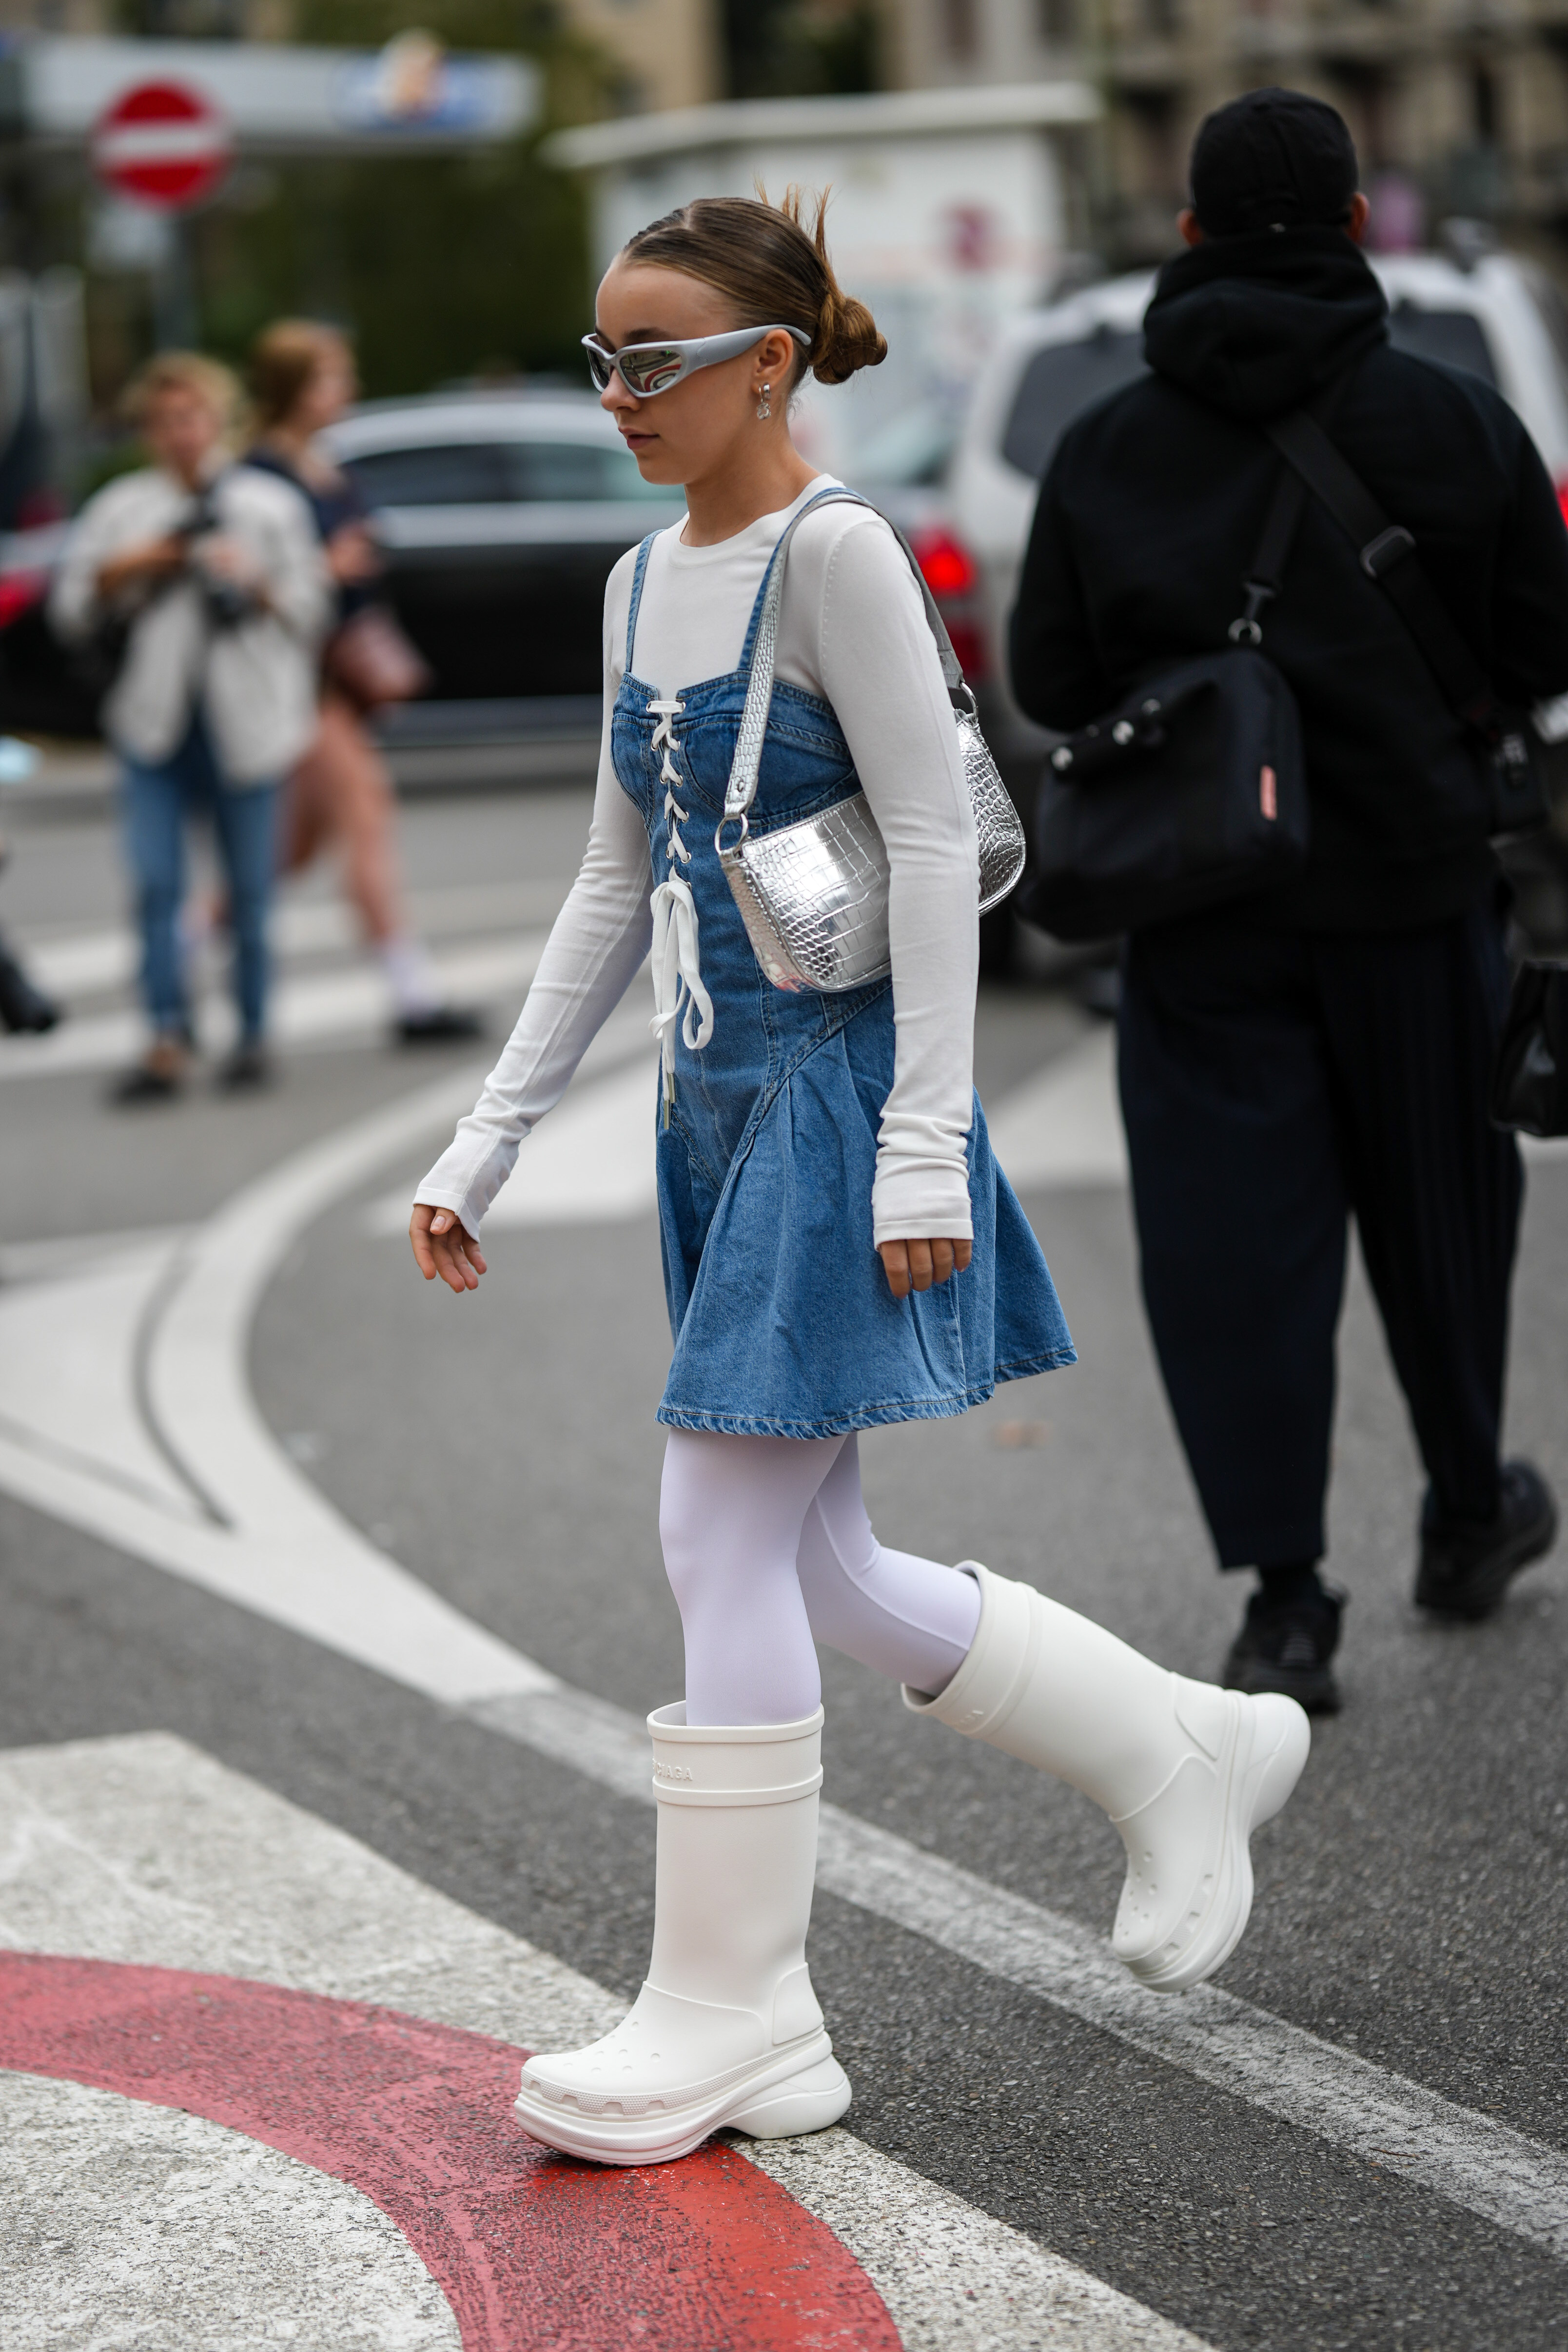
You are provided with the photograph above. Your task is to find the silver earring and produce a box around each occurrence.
[757,383,772,420]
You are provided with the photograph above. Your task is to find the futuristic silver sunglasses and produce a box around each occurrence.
[582,323,811,398]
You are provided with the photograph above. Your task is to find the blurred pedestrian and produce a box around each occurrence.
[246,320,483,1045]
[51,353,329,1099]
[408,191,1309,2169]
[1010,89,1568,1709]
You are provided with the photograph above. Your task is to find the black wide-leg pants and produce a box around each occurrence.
[1117,897,1523,1570]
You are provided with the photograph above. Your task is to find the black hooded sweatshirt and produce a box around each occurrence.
[1008,228,1568,928]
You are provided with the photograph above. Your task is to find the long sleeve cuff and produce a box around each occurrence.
[871,1113,975,1247]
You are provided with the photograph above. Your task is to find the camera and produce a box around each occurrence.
[176,491,261,631]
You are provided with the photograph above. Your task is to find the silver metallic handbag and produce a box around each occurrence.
[716,490,1025,994]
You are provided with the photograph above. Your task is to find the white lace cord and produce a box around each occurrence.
[645,699,712,1122]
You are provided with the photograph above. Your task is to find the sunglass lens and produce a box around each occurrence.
[620,347,684,397]
[585,347,612,391]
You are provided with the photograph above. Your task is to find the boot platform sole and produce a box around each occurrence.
[513,2038,850,2167]
[1125,1693,1310,1997]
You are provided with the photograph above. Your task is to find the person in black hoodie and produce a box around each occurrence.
[1010,88,1568,1711]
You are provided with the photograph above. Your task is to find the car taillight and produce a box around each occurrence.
[0,570,45,630]
[911,526,977,600]
[1557,478,1568,533]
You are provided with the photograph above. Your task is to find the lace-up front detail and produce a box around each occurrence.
[646,697,713,1122]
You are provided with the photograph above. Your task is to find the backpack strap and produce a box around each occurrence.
[1264,405,1498,737]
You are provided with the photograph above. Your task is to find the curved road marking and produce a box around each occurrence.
[3,1061,1567,2270]
[0,1729,1200,2352]
[0,1955,898,2352]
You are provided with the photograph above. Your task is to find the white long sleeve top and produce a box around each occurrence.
[415,476,980,1246]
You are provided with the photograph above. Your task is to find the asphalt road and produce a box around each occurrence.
[2,780,1566,2351]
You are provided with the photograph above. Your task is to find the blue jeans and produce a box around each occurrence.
[121,715,279,1044]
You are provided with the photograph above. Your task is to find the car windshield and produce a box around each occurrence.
[1000,300,1501,486]
[1001,325,1148,479]
[1384,302,1497,384]
[343,438,674,507]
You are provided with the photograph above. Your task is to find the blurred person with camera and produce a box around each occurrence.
[1010,90,1568,1709]
[246,321,482,1046]
[51,353,329,1101]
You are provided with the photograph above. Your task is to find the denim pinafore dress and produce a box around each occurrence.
[612,508,1074,1440]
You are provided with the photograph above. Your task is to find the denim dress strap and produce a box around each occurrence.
[625,531,661,673]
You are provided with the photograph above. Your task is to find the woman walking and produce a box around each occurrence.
[410,195,1311,2167]
[247,320,482,1045]
[52,353,327,1099]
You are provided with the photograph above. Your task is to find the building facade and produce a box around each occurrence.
[882,0,1568,264]
[560,0,723,117]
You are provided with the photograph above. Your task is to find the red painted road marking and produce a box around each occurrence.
[0,1954,897,2352]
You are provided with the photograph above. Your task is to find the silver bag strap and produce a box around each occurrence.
[721,487,971,829]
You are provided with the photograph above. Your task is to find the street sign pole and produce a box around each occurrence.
[91,79,233,355]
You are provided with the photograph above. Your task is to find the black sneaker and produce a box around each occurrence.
[1415,1460,1558,1621]
[395,1004,486,1046]
[110,1035,189,1104]
[216,1040,274,1092]
[1222,1584,1345,1715]
[0,950,61,1035]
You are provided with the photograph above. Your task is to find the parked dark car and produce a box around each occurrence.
[0,388,997,761]
[323,390,685,717]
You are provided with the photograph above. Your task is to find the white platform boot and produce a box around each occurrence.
[903,1565,1311,1992]
[514,1704,851,2165]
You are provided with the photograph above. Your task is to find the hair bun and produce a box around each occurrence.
[623,188,887,394]
[811,282,887,386]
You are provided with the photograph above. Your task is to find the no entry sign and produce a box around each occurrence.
[92,81,233,211]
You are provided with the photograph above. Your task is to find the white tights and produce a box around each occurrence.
[658,1430,984,1727]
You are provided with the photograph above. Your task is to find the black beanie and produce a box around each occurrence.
[1190,88,1359,237]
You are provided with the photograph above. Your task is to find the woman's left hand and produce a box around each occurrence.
[327,522,381,585]
[878,1237,972,1299]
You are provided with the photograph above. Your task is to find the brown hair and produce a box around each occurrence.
[248,319,350,432]
[620,190,886,388]
[121,351,243,432]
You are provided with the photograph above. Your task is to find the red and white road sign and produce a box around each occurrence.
[92,81,233,211]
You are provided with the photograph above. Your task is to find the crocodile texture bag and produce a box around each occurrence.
[716,491,1025,994]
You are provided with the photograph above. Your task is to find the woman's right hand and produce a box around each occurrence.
[410,1203,488,1294]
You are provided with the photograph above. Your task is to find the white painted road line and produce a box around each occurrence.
[0,1733,1209,2352]
[0,2073,462,2352]
[0,1065,554,1705]
[5,1063,1568,2269]
[17,879,571,1002]
[366,1044,660,1235]
[0,936,547,1081]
